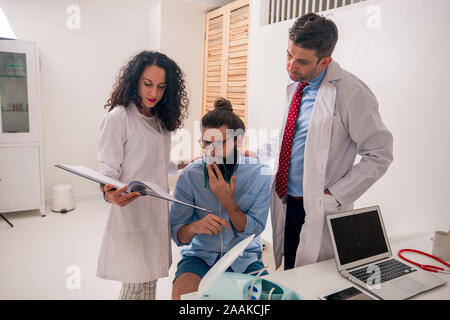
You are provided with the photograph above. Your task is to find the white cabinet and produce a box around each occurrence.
[0,147,41,212]
[0,40,44,217]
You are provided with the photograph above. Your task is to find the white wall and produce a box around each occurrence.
[160,0,237,189]
[160,0,209,188]
[248,0,450,242]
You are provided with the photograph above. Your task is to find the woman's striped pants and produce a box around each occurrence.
[119,280,157,300]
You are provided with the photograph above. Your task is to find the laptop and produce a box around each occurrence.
[326,206,447,300]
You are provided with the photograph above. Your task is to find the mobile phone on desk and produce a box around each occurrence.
[319,285,378,300]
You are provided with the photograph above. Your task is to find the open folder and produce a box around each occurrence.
[55,163,213,213]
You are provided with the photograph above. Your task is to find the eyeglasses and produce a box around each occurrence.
[198,136,233,150]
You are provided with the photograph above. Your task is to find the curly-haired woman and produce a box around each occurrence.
[97,51,190,299]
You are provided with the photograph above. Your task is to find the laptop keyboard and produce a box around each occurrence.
[349,259,417,284]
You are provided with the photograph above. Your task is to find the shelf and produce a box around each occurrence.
[0,75,27,79]
[2,131,30,134]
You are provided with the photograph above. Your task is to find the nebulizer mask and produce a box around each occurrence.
[201,135,238,259]
[204,147,225,166]
[196,235,303,300]
[202,136,236,188]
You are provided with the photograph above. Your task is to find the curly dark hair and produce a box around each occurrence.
[105,51,189,132]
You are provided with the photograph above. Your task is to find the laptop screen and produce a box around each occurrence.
[330,210,389,266]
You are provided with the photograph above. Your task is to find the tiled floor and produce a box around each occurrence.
[0,199,277,299]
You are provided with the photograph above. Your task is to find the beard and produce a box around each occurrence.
[205,146,238,182]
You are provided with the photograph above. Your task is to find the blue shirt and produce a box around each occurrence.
[170,155,272,273]
[287,67,327,197]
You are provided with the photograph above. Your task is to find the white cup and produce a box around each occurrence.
[432,231,450,261]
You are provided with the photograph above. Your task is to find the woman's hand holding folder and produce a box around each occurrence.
[102,184,141,207]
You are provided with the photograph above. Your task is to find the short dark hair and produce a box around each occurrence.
[201,97,245,135]
[288,13,338,60]
[105,51,189,132]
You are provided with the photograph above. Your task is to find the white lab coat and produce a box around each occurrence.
[96,103,177,283]
[267,61,393,269]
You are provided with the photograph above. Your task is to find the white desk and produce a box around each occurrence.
[262,235,450,300]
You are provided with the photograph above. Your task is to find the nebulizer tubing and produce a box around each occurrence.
[202,158,236,259]
[267,287,275,300]
[219,205,224,258]
[219,164,234,259]
[247,266,270,300]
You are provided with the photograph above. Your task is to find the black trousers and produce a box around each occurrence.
[283,195,306,270]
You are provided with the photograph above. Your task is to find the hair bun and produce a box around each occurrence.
[213,97,233,112]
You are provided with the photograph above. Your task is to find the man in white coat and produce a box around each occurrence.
[263,13,393,270]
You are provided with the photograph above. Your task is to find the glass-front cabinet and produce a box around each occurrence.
[0,51,30,133]
[0,40,39,143]
[0,40,44,217]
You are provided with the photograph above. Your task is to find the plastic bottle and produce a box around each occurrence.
[5,55,15,76]
[15,56,26,76]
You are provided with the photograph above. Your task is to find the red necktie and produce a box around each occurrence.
[275,81,309,199]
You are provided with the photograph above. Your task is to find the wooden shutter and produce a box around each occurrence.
[202,0,250,127]
[203,9,226,117]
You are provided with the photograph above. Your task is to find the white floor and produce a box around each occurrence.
[0,199,277,300]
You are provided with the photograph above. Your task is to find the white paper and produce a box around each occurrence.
[55,163,213,213]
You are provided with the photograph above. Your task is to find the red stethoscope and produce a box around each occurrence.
[398,249,450,274]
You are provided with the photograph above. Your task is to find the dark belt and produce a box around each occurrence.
[287,195,303,200]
